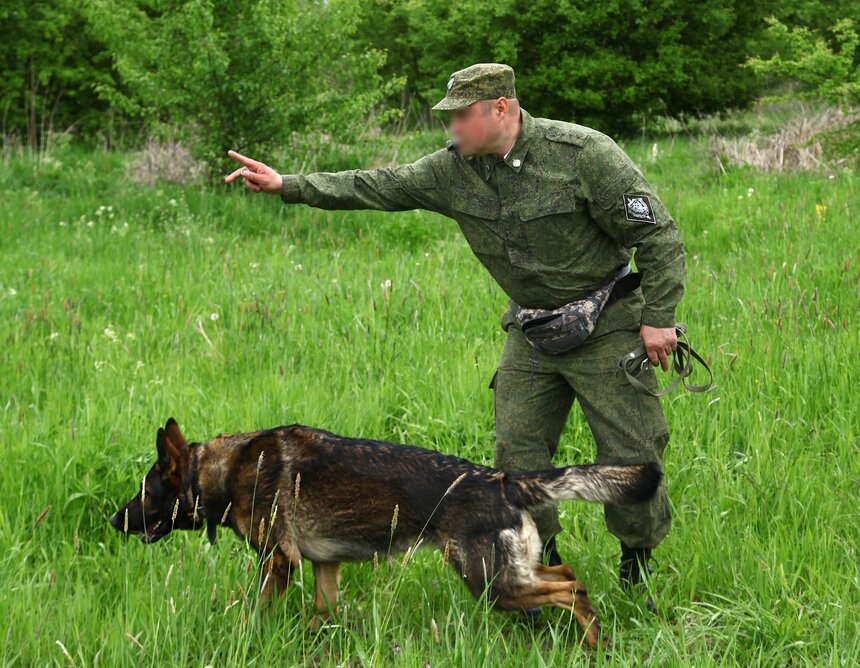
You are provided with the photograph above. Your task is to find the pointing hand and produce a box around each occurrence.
[224,150,283,195]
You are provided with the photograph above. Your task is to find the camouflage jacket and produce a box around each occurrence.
[280,108,685,328]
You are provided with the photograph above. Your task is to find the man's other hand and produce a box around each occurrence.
[640,325,677,372]
[224,150,283,194]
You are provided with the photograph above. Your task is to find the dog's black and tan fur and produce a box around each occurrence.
[110,418,661,648]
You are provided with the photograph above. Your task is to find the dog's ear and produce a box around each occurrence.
[164,417,188,451]
[156,424,181,471]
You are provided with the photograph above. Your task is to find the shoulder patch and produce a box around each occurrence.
[623,194,657,223]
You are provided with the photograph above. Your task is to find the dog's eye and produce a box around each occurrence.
[147,476,166,496]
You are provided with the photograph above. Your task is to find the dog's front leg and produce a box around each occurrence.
[309,561,341,628]
[258,546,296,604]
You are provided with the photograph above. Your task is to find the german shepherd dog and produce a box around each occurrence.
[110,418,661,648]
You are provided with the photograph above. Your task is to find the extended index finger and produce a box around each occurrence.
[227,149,260,169]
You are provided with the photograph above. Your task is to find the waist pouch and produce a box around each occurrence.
[514,266,637,355]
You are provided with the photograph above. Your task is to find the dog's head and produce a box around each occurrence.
[109,417,202,543]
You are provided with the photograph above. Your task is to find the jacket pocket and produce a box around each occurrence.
[450,189,503,257]
[517,190,579,266]
[518,190,577,220]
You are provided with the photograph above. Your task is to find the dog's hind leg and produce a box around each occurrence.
[534,563,576,582]
[309,561,341,628]
[497,579,607,650]
[569,581,607,650]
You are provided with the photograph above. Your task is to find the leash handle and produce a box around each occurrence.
[619,323,714,397]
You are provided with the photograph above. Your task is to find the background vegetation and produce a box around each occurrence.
[2,2,858,665]
[3,0,859,172]
[1,109,858,665]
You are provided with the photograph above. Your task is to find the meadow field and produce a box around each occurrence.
[0,116,857,666]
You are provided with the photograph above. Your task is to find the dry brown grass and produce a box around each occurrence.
[711,106,856,172]
[125,138,206,185]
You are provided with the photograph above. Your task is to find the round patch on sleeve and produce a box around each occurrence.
[623,194,657,223]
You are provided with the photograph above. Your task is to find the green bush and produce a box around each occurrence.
[747,17,859,106]
[4,0,860,157]
[85,0,405,179]
[0,0,117,150]
[359,0,779,135]
[746,17,859,160]
[359,0,860,137]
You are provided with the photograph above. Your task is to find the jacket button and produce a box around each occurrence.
[512,158,521,167]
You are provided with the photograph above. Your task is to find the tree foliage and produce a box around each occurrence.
[0,0,115,147]
[3,0,860,163]
[84,0,403,177]
[747,17,859,106]
[746,16,859,160]
[360,0,781,134]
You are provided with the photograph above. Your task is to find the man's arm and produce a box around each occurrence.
[580,134,687,369]
[225,149,449,215]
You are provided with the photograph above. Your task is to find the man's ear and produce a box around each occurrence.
[493,96,509,118]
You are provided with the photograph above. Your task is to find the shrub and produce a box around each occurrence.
[745,17,859,161]
[85,0,405,179]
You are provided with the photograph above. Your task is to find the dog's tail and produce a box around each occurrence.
[507,462,662,507]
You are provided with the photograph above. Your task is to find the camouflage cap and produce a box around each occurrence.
[432,63,517,111]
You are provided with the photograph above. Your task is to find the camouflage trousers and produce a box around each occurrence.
[491,290,672,549]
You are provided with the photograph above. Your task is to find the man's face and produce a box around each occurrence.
[449,101,497,156]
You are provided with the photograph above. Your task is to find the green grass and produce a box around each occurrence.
[0,122,857,667]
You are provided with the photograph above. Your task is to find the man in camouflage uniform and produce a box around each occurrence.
[225,63,685,611]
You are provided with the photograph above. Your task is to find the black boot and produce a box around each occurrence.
[620,541,657,613]
[543,535,564,567]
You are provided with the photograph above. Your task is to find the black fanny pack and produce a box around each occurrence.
[514,265,638,355]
